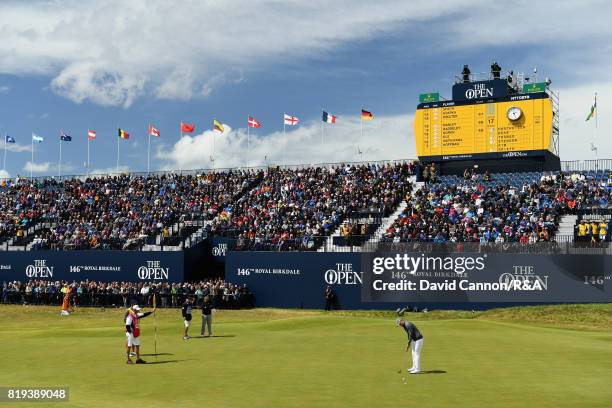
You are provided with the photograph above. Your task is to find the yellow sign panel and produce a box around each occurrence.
[414,97,553,157]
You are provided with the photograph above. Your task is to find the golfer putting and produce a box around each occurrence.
[396,318,424,374]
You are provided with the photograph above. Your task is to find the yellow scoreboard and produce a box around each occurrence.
[414,96,553,158]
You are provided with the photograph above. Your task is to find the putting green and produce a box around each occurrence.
[0,305,611,407]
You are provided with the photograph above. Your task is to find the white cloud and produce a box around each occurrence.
[0,169,10,178]
[5,143,31,153]
[7,0,608,107]
[88,165,130,176]
[23,161,52,173]
[557,82,610,160]
[158,115,414,170]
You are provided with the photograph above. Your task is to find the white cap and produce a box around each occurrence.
[132,305,141,311]
[395,318,402,326]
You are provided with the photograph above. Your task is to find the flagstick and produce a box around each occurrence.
[153,293,158,362]
[283,121,286,167]
[180,121,183,139]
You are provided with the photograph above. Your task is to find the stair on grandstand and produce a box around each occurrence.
[361,178,422,251]
[363,200,408,251]
[3,220,56,251]
[318,209,386,252]
[557,214,578,243]
[142,219,213,251]
[318,176,418,252]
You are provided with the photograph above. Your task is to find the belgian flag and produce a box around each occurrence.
[118,128,130,139]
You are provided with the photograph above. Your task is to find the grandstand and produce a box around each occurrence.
[0,161,610,254]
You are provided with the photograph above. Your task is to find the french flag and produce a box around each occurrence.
[322,111,336,124]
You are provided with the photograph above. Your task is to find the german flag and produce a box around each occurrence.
[361,109,374,121]
[118,128,129,139]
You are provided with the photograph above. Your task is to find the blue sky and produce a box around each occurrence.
[0,0,610,177]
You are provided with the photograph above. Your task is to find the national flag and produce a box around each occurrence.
[361,109,374,121]
[284,114,299,126]
[87,129,96,140]
[586,94,597,121]
[5,135,15,144]
[322,111,336,124]
[181,122,195,133]
[149,124,160,137]
[247,116,261,128]
[32,133,44,143]
[60,130,72,142]
[118,128,129,139]
[213,120,224,133]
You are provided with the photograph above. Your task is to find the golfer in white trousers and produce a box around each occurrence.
[396,318,424,374]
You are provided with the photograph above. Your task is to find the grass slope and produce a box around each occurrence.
[0,305,611,408]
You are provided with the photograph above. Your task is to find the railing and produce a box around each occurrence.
[0,291,254,309]
[219,234,612,255]
[561,160,612,173]
[4,157,612,183]
[0,158,417,183]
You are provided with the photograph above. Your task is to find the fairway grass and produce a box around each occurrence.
[1,305,611,407]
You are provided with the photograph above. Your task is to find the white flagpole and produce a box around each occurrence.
[87,137,90,177]
[147,125,151,174]
[116,128,120,173]
[360,108,363,146]
[593,92,598,170]
[247,115,250,168]
[58,135,62,178]
[3,133,7,172]
[321,110,324,149]
[180,121,183,138]
[212,129,216,170]
[31,135,34,180]
[283,120,286,167]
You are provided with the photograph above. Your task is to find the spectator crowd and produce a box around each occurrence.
[1,279,253,309]
[1,162,612,250]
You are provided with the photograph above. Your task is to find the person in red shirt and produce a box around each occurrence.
[125,304,153,364]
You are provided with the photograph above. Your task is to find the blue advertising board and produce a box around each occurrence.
[0,251,184,283]
[226,251,612,310]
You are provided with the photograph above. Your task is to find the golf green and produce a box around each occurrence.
[1,305,611,407]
